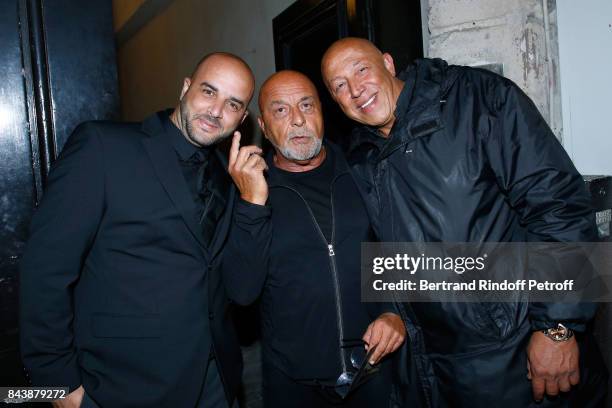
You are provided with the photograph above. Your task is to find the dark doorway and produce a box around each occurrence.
[0,0,118,386]
[273,0,424,150]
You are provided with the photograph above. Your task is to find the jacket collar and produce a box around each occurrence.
[203,149,233,258]
[349,58,461,161]
[159,109,210,163]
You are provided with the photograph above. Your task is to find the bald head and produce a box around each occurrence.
[257,70,324,166]
[258,70,319,114]
[320,37,403,136]
[192,52,255,100]
[321,37,383,75]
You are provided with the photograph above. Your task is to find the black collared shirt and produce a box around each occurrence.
[162,112,210,217]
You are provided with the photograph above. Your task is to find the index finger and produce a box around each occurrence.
[367,325,385,364]
[229,131,241,168]
[362,324,373,351]
[371,326,396,364]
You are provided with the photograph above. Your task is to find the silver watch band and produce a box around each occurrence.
[542,323,574,342]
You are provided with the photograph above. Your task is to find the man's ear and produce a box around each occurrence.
[257,117,268,140]
[180,77,191,100]
[382,53,397,77]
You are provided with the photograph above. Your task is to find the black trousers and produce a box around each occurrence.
[79,357,233,408]
[263,361,393,408]
[196,356,236,408]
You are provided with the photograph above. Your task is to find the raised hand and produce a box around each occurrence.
[228,131,269,205]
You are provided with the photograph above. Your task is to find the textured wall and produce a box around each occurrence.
[424,0,562,139]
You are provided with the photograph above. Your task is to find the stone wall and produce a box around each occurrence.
[423,0,562,140]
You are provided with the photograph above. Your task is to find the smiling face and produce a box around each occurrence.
[174,53,254,147]
[258,71,324,163]
[321,38,404,137]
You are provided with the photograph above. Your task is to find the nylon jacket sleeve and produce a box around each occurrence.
[221,198,272,305]
[19,122,105,391]
[365,302,400,321]
[483,75,598,331]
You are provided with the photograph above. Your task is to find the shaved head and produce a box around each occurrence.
[321,37,384,77]
[192,52,255,100]
[258,70,319,114]
[320,37,403,136]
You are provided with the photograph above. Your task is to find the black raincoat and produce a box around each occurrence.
[347,58,608,407]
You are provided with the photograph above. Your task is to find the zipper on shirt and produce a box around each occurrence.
[274,172,348,373]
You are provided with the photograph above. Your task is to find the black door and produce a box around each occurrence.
[273,0,424,150]
[0,0,118,386]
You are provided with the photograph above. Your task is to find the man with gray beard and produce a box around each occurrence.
[222,70,405,407]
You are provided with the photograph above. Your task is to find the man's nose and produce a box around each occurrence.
[291,109,305,126]
[348,79,363,99]
[208,100,224,118]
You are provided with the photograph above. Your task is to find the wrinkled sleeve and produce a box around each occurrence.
[365,301,401,321]
[19,122,105,391]
[483,75,598,332]
[221,198,272,305]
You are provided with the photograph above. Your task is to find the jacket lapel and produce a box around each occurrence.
[140,113,207,251]
[204,149,234,260]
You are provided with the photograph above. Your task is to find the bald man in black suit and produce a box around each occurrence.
[20,52,254,408]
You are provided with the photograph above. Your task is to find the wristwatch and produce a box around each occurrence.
[542,323,574,342]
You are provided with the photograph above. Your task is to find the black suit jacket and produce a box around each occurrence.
[19,111,241,407]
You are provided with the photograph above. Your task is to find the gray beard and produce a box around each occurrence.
[278,136,323,161]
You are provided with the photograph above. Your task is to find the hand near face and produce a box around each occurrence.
[527,331,580,401]
[228,131,269,205]
[362,312,406,364]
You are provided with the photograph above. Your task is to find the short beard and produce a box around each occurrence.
[180,99,230,146]
[277,133,323,161]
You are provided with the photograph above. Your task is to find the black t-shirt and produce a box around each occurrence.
[274,147,335,242]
